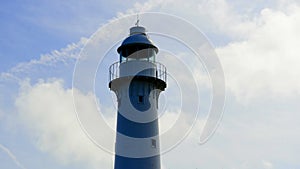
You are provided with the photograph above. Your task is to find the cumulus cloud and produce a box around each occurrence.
[15,79,113,169]
[217,5,300,101]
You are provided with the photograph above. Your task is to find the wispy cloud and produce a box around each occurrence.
[0,144,28,169]
[1,38,87,82]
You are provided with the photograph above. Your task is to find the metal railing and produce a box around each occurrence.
[109,61,167,83]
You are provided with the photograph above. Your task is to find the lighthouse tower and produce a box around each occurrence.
[109,25,167,169]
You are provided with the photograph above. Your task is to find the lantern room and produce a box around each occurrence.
[117,26,158,63]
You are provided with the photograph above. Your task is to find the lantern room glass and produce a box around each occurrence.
[119,47,156,63]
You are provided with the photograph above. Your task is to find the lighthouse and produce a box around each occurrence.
[109,24,167,169]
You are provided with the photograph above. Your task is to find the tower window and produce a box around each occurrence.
[138,95,144,103]
[151,139,156,148]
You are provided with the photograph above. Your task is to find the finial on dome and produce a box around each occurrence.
[135,14,140,27]
[130,14,146,35]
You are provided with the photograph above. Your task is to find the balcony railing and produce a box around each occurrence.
[109,61,167,83]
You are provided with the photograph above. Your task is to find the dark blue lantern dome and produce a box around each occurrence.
[117,34,158,53]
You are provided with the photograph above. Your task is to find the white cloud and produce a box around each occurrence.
[15,79,113,169]
[196,0,257,39]
[217,5,300,101]
[263,160,273,169]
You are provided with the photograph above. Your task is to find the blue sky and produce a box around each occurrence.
[0,0,145,72]
[1,0,300,169]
